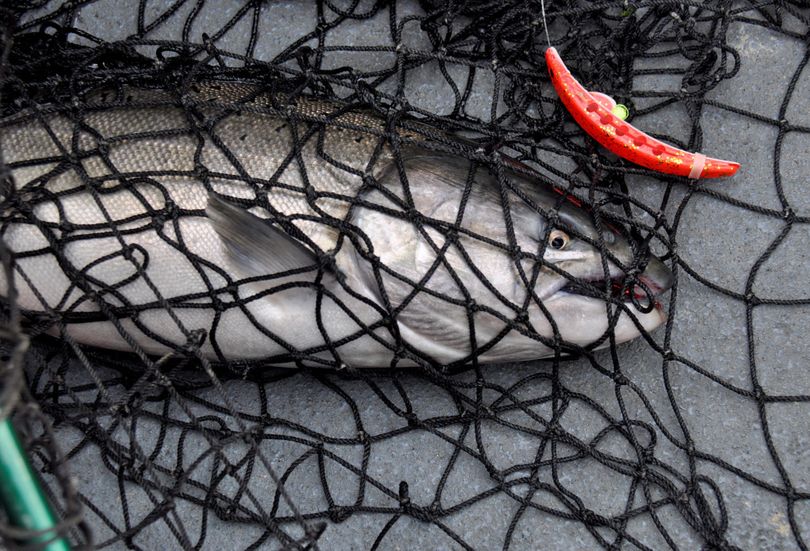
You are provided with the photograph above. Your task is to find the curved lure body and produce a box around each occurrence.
[545,47,739,179]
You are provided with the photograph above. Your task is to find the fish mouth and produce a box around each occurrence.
[557,256,673,309]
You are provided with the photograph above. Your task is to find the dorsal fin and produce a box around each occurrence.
[206,194,318,277]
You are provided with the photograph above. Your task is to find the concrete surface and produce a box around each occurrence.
[13,1,810,550]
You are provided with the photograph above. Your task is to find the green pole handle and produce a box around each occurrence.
[0,417,71,551]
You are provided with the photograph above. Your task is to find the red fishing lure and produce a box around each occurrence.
[545,47,739,179]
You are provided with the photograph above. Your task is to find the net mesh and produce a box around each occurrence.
[0,0,809,549]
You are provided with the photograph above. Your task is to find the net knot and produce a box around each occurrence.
[193,165,210,181]
[211,296,226,313]
[84,289,101,303]
[64,153,80,167]
[403,412,419,428]
[202,117,219,131]
[108,403,131,417]
[181,329,207,355]
[304,185,320,203]
[221,504,239,520]
[337,362,353,373]
[95,139,110,156]
[398,480,410,504]
[404,504,434,523]
[355,80,379,106]
[327,505,351,523]
[120,244,143,264]
[391,95,409,111]
[405,207,421,223]
[546,422,563,438]
[151,210,168,229]
[361,172,377,188]
[317,251,343,282]
[578,508,604,526]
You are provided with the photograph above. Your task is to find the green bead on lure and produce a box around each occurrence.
[0,417,71,551]
[611,103,629,121]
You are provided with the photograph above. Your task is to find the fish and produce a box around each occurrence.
[0,82,673,367]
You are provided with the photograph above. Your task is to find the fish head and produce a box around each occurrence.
[503,171,674,354]
[349,148,674,361]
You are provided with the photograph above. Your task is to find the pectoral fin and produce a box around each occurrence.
[206,193,317,277]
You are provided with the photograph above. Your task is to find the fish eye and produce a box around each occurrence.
[549,230,569,250]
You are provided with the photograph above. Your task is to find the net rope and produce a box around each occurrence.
[0,0,809,549]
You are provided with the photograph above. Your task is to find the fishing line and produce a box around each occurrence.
[540,0,552,48]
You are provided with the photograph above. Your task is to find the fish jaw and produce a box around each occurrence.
[542,290,666,351]
[534,250,671,353]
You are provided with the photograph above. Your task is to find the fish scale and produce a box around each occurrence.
[4,91,391,251]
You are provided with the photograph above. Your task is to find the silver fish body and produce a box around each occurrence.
[0,84,671,367]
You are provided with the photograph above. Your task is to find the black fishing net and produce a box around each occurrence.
[0,0,808,549]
